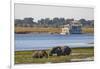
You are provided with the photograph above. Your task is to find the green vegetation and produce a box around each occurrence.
[15,47,94,64]
[15,18,94,28]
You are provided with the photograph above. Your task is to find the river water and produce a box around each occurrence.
[15,33,94,51]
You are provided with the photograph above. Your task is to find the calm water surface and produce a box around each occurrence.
[15,34,94,51]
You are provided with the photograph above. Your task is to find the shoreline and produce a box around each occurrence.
[15,46,94,52]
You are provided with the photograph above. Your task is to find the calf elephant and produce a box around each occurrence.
[32,50,48,58]
[49,46,71,56]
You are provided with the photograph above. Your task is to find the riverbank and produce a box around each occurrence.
[15,27,94,34]
[15,47,94,64]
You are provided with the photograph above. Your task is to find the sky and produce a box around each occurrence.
[14,3,94,22]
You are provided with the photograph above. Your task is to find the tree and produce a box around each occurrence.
[59,18,65,25]
[65,19,74,24]
[23,17,34,24]
[52,17,60,28]
[14,19,24,27]
[79,19,86,26]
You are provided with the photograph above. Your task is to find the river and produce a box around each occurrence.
[15,33,94,51]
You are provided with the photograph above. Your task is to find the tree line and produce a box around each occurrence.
[15,17,94,28]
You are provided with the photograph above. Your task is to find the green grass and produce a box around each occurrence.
[15,47,94,64]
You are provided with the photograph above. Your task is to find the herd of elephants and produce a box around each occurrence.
[32,46,72,58]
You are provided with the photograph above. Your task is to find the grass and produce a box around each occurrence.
[82,27,94,33]
[15,47,94,64]
[15,27,62,34]
[15,27,94,34]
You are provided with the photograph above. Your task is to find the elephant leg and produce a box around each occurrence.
[57,52,61,56]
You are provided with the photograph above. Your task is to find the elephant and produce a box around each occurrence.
[49,46,62,56]
[62,46,72,56]
[49,46,71,56]
[32,50,48,58]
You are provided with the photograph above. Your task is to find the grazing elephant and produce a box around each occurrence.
[32,50,48,58]
[49,46,62,56]
[49,46,71,56]
[62,46,72,56]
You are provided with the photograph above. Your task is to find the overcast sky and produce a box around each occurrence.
[15,3,94,22]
